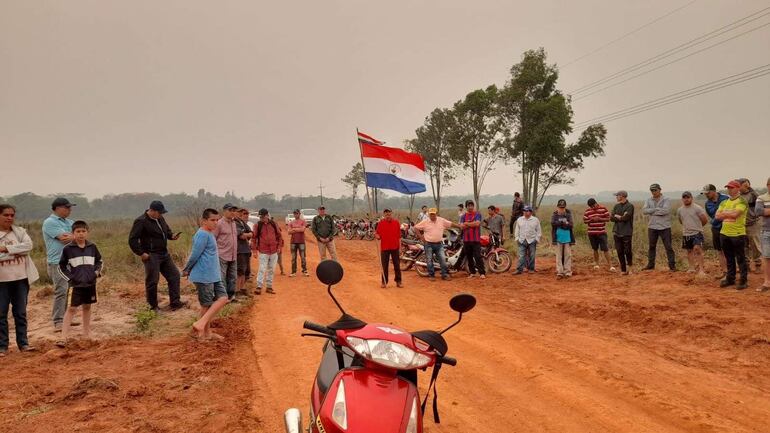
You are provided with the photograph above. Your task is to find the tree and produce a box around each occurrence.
[447,86,505,207]
[405,108,456,212]
[498,48,606,208]
[341,162,364,213]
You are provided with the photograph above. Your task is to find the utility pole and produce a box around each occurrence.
[319,181,324,206]
[300,193,303,209]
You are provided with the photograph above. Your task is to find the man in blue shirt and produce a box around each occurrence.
[459,200,486,279]
[42,197,75,331]
[701,184,729,279]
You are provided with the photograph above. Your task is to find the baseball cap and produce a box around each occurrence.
[681,191,693,198]
[223,203,237,210]
[149,200,167,214]
[318,205,325,210]
[587,198,597,206]
[293,209,301,213]
[258,208,269,216]
[523,205,533,212]
[736,177,749,184]
[649,183,661,191]
[557,199,567,208]
[725,180,741,189]
[383,208,392,213]
[51,197,76,210]
[700,184,716,194]
[428,207,437,214]
[614,190,628,198]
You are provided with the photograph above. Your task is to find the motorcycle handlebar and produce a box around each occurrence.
[303,321,336,337]
[437,355,457,366]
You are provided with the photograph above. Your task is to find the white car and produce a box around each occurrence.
[300,209,318,226]
[285,213,296,225]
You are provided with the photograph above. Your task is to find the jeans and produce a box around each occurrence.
[318,239,338,261]
[380,249,402,284]
[555,243,572,276]
[0,278,29,351]
[746,224,762,265]
[721,234,748,283]
[614,235,633,272]
[290,243,307,274]
[463,241,485,275]
[517,241,537,272]
[219,258,237,298]
[48,263,68,325]
[257,253,278,288]
[424,242,448,277]
[647,228,676,269]
[143,252,181,309]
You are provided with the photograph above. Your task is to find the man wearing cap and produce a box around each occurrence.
[213,204,239,300]
[551,199,575,279]
[642,183,676,271]
[251,209,283,294]
[738,178,762,273]
[754,177,770,292]
[583,198,615,271]
[512,205,540,274]
[701,184,729,278]
[716,180,749,289]
[129,201,184,311]
[311,206,338,261]
[287,209,309,277]
[42,197,76,329]
[415,208,455,281]
[677,192,708,276]
[375,209,403,288]
[235,208,253,294]
[483,205,504,248]
[610,191,635,275]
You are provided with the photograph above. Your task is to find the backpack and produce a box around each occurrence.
[256,220,280,242]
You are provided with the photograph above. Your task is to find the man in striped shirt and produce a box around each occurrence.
[583,198,615,271]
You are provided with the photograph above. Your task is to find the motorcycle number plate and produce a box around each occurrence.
[316,415,327,433]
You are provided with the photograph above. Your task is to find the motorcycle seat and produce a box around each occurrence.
[317,341,356,395]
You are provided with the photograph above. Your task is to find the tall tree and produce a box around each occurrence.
[498,48,606,208]
[341,162,364,212]
[405,108,457,212]
[447,86,505,207]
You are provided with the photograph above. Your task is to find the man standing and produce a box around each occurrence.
[512,206,541,275]
[375,209,402,288]
[287,209,309,277]
[509,192,524,236]
[459,200,486,279]
[716,180,749,290]
[129,200,184,312]
[754,178,770,292]
[42,197,75,330]
[482,205,504,248]
[235,208,253,295]
[457,203,465,220]
[311,206,338,261]
[677,192,708,276]
[701,184,729,279]
[251,208,283,294]
[738,178,762,273]
[642,183,676,271]
[611,191,635,275]
[414,208,454,281]
[551,199,575,279]
[583,198,614,271]
[212,204,239,301]
[0,204,39,355]
[417,205,429,223]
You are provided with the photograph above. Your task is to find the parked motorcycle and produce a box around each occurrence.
[284,260,476,433]
[414,229,511,276]
[399,238,424,271]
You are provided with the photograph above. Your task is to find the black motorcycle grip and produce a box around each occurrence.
[438,355,457,366]
[303,321,336,336]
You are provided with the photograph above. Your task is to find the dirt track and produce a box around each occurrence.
[2,235,770,432]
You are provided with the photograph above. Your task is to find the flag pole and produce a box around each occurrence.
[357,128,387,286]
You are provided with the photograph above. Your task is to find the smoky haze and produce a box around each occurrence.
[1,0,768,200]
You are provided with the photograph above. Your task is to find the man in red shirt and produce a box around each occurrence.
[375,208,402,288]
[583,198,615,271]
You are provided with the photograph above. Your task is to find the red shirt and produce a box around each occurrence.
[376,218,401,251]
[583,205,610,235]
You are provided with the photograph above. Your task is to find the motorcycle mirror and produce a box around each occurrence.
[316,260,344,286]
[449,293,476,314]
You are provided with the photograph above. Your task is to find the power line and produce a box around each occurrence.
[573,64,770,129]
[568,6,770,95]
[562,0,700,68]
[573,21,770,102]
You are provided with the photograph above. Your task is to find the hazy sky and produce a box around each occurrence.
[2,0,768,200]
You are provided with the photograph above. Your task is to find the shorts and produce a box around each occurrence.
[69,285,97,307]
[761,231,770,259]
[237,253,252,277]
[195,281,227,307]
[682,232,704,250]
[588,234,609,252]
[711,226,722,251]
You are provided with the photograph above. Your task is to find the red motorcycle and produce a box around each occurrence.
[284,260,476,433]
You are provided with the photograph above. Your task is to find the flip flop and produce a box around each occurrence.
[206,332,225,341]
[55,340,67,348]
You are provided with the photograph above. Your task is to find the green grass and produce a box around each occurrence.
[134,305,158,333]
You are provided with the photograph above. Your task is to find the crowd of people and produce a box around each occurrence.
[0,176,768,355]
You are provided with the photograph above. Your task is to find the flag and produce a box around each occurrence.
[360,143,427,194]
[357,131,384,146]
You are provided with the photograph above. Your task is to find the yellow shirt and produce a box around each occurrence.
[718,196,747,237]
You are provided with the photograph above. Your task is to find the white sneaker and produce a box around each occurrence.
[289,273,296,277]
[593,265,600,270]
[467,274,475,279]
[480,274,486,279]
[610,266,617,272]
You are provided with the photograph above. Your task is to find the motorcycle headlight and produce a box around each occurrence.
[346,337,431,370]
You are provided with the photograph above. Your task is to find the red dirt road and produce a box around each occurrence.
[2,236,769,432]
